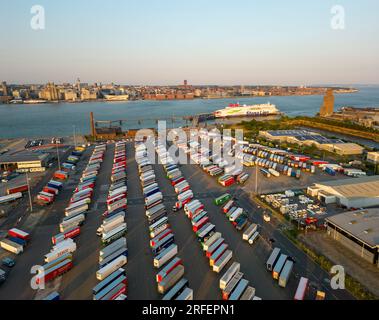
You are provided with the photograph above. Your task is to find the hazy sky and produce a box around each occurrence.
[1,0,378,85]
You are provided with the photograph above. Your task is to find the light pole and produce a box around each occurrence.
[255,164,258,195]
[73,125,77,148]
[25,172,33,213]
[56,143,61,171]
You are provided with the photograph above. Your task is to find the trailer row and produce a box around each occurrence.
[93,141,128,301]
[219,262,261,300]
[36,146,86,206]
[134,137,193,300]
[0,228,30,255]
[159,142,248,296]
[35,144,106,290]
[215,196,260,243]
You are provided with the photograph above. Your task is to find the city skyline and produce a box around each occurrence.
[1,0,379,85]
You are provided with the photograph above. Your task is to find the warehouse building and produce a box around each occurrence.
[326,209,379,267]
[259,130,364,155]
[0,152,50,171]
[367,151,379,164]
[309,176,379,208]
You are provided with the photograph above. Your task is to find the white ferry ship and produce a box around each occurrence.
[214,103,280,118]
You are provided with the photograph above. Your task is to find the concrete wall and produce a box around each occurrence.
[342,197,379,209]
[327,226,376,264]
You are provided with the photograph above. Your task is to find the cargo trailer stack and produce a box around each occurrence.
[36,147,86,206]
[219,262,260,300]
[59,144,106,234]
[0,228,30,255]
[6,184,29,195]
[158,142,235,276]
[34,239,77,286]
[0,192,23,205]
[33,145,104,288]
[241,144,321,178]
[217,198,251,233]
[62,146,86,170]
[266,247,295,289]
[93,141,128,301]
[133,138,192,299]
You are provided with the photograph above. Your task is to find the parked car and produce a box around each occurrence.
[2,257,15,268]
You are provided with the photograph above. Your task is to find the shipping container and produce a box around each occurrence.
[266,248,281,271]
[212,249,232,273]
[153,244,178,269]
[96,256,127,281]
[272,254,288,280]
[157,265,185,294]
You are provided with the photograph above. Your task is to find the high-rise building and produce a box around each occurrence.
[184,80,188,87]
[76,78,81,93]
[320,88,335,117]
[1,81,8,96]
[39,82,60,101]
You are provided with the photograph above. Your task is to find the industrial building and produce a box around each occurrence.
[259,130,364,155]
[367,151,379,164]
[0,152,50,171]
[326,209,379,267]
[308,175,379,208]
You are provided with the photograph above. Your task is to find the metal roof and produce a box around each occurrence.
[315,176,379,198]
[326,209,379,248]
[265,130,344,144]
[0,152,48,164]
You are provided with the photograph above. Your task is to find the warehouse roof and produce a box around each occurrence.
[326,209,379,248]
[314,176,379,198]
[0,152,48,164]
[323,143,364,152]
[264,130,344,144]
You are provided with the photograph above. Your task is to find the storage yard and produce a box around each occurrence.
[0,133,359,300]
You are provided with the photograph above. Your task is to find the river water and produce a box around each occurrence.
[0,86,378,138]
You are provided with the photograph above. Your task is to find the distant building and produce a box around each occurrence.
[80,88,97,100]
[39,82,60,101]
[89,112,124,140]
[331,106,379,129]
[326,208,379,267]
[194,89,202,97]
[310,176,379,208]
[320,88,335,117]
[63,89,78,101]
[0,152,50,171]
[1,81,8,96]
[367,152,379,164]
[259,130,364,155]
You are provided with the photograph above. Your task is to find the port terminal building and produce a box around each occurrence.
[259,130,364,155]
[326,208,379,267]
[308,176,379,209]
[0,152,50,172]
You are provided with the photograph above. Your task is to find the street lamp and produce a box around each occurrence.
[255,165,258,195]
[73,125,77,148]
[56,143,61,171]
[25,172,33,213]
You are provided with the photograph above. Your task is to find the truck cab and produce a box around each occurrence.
[2,257,15,268]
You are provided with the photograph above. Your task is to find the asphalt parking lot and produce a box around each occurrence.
[0,140,355,300]
[163,142,354,300]
[0,146,94,299]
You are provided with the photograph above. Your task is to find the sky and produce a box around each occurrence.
[0,0,378,85]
